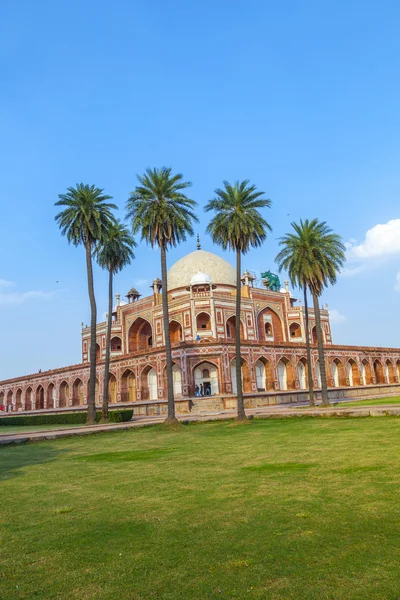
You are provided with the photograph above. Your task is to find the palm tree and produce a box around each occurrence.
[126,167,197,424]
[95,221,136,421]
[276,219,345,406]
[55,184,117,424]
[205,180,271,421]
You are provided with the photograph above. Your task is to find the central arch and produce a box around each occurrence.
[196,312,211,332]
[194,361,219,396]
[121,369,136,402]
[128,318,153,353]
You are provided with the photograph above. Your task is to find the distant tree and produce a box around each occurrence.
[276,219,345,406]
[205,180,271,421]
[126,167,197,424]
[55,184,117,424]
[95,221,136,421]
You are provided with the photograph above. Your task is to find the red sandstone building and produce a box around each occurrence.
[1,247,400,413]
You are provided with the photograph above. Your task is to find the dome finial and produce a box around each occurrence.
[196,233,201,250]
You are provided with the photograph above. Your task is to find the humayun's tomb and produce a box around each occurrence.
[1,245,400,415]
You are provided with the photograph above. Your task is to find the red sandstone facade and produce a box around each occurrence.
[1,249,400,411]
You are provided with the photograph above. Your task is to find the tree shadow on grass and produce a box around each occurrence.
[0,444,68,482]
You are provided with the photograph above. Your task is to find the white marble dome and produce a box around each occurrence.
[167,250,235,290]
[190,270,212,286]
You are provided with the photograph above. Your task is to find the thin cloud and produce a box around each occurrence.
[329,308,347,325]
[0,279,16,289]
[0,289,60,307]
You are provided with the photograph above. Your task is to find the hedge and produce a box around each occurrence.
[0,409,133,427]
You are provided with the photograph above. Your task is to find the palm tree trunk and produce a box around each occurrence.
[235,249,246,421]
[101,268,113,421]
[86,239,97,425]
[303,285,314,406]
[160,244,177,424]
[312,292,329,406]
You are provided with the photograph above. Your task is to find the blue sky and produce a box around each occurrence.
[1,0,400,379]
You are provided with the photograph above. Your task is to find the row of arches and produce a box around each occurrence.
[2,355,400,412]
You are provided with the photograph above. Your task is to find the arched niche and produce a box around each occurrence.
[257,307,283,343]
[128,318,153,353]
[121,369,136,403]
[255,357,274,391]
[193,361,219,396]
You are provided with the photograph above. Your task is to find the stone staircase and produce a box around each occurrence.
[190,396,226,413]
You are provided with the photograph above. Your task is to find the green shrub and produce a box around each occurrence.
[0,409,133,427]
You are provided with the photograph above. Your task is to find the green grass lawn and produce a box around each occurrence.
[1,418,400,599]
[295,396,400,409]
[335,396,400,408]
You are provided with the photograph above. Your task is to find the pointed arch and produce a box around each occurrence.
[121,368,136,403]
[196,312,211,332]
[230,358,252,393]
[110,336,122,352]
[257,306,284,342]
[108,373,117,403]
[361,359,373,385]
[170,320,183,343]
[15,388,22,410]
[385,359,395,384]
[24,387,32,411]
[397,360,400,383]
[347,359,360,386]
[36,385,45,410]
[297,358,308,389]
[373,359,385,384]
[332,358,346,387]
[140,365,157,400]
[193,360,220,397]
[276,357,295,390]
[163,362,182,397]
[59,380,69,408]
[47,383,56,409]
[225,315,245,340]
[255,357,274,391]
[128,317,153,353]
[72,378,84,406]
[6,390,13,410]
[289,322,302,339]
